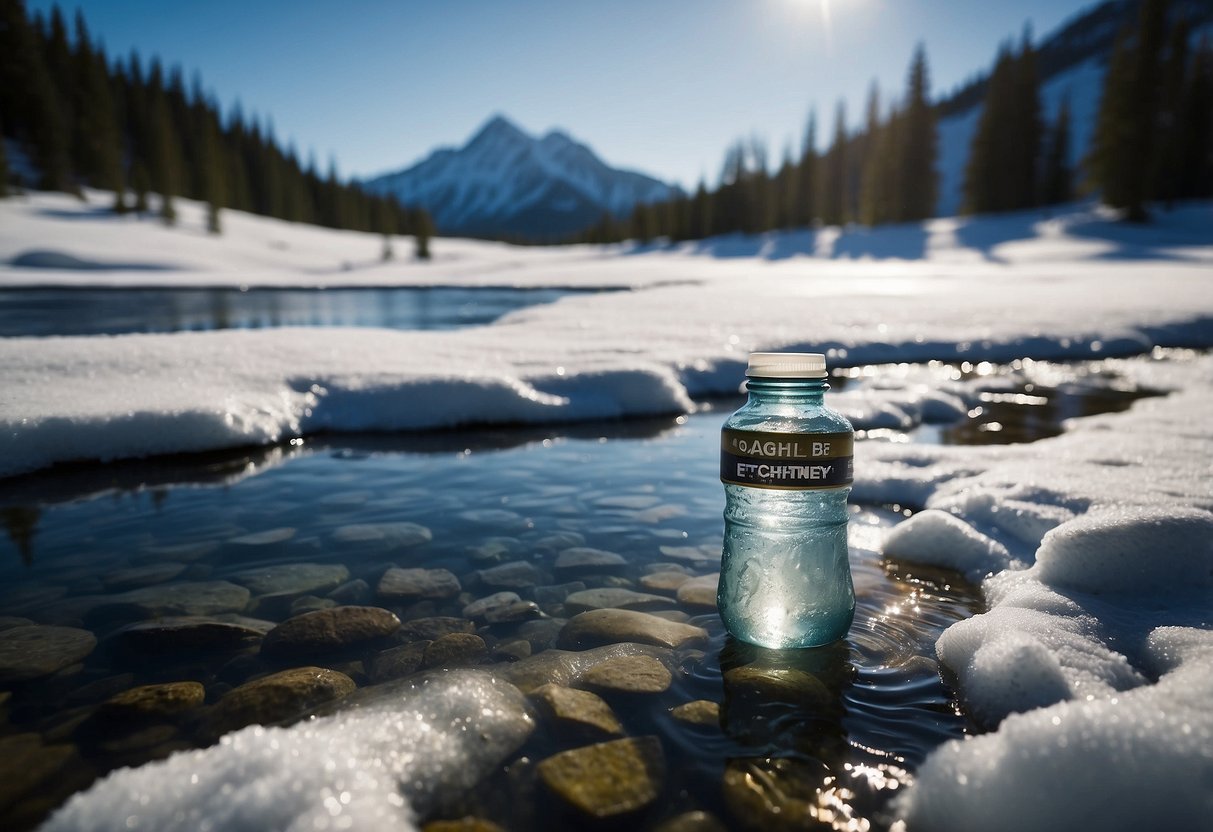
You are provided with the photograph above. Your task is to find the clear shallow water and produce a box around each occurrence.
[0,286,601,337]
[0,359,1163,831]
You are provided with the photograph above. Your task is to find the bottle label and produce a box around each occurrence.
[720,429,853,489]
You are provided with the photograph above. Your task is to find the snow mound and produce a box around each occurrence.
[40,671,534,832]
[1033,507,1213,598]
[882,509,1014,579]
[875,357,1213,828]
[900,627,1213,832]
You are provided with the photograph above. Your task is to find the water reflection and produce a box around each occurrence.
[0,286,606,338]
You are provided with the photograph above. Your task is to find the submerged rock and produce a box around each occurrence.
[538,736,665,818]
[200,666,356,741]
[670,700,721,727]
[331,522,432,550]
[398,617,475,641]
[421,634,487,669]
[503,643,672,694]
[369,641,430,683]
[261,606,400,658]
[102,563,187,592]
[100,682,206,720]
[423,819,506,832]
[581,655,672,694]
[531,683,624,738]
[557,609,708,650]
[675,574,719,609]
[378,567,461,600]
[563,587,671,614]
[326,578,370,605]
[0,733,83,822]
[227,527,296,547]
[91,581,251,621]
[640,571,693,593]
[654,810,729,832]
[111,616,267,654]
[554,547,627,576]
[0,625,97,684]
[475,560,544,590]
[229,563,350,597]
[462,591,521,621]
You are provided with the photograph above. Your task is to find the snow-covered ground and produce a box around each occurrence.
[4,191,1213,831]
[3,191,1211,479]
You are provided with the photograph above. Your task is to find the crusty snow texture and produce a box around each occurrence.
[875,357,1213,831]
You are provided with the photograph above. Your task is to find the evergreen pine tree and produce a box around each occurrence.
[713,140,747,234]
[744,136,774,233]
[1011,28,1043,210]
[860,106,903,226]
[855,84,881,224]
[819,102,848,227]
[1152,17,1190,204]
[0,0,72,192]
[775,145,798,229]
[131,161,150,212]
[1088,0,1169,221]
[898,44,939,220]
[795,110,818,227]
[690,180,713,239]
[1175,38,1212,199]
[414,211,434,260]
[963,44,1018,213]
[71,12,123,195]
[1040,97,1073,206]
[0,118,9,197]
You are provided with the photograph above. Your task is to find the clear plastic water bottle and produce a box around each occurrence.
[718,352,855,649]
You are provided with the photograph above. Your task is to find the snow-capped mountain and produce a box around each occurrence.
[364,115,678,239]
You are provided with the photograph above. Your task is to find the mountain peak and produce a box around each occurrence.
[365,115,679,240]
[475,113,528,140]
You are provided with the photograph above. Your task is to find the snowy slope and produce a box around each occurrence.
[363,115,678,239]
[935,9,1213,216]
[935,56,1106,217]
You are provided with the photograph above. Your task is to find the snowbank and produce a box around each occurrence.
[863,357,1213,829]
[3,195,1212,478]
[41,671,534,832]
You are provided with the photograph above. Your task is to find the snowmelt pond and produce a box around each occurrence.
[0,285,605,337]
[0,361,1160,831]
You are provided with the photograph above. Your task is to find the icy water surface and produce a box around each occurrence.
[0,285,603,337]
[0,359,1163,831]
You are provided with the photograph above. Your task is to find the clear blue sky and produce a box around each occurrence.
[33,0,1101,188]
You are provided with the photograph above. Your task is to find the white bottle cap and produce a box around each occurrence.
[746,352,828,378]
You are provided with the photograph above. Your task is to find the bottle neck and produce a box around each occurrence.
[745,376,829,405]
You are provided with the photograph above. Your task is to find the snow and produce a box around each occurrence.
[864,356,1213,828]
[2,192,1212,479]
[41,671,534,832]
[3,190,1213,830]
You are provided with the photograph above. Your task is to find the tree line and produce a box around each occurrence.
[577,45,940,245]
[0,0,433,257]
[579,0,1212,245]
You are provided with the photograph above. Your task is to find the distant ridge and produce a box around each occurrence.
[363,115,679,240]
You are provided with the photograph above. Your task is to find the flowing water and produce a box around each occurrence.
[0,355,1162,831]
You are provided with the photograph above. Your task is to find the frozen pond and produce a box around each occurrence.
[0,358,1163,831]
[0,285,603,337]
